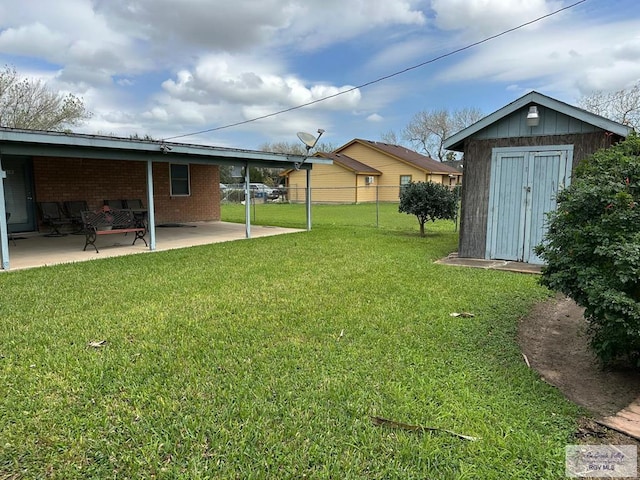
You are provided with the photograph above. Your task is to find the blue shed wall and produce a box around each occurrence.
[472,106,599,141]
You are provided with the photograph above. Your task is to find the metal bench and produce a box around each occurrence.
[80,207,148,253]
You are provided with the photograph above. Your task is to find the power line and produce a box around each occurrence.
[164,0,588,142]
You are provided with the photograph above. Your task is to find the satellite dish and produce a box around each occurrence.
[294,128,325,170]
[297,131,317,148]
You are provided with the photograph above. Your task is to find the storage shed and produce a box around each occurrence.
[443,91,632,265]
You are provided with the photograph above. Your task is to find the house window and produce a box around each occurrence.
[170,164,190,196]
[400,175,412,186]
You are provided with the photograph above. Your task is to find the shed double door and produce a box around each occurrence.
[486,147,572,264]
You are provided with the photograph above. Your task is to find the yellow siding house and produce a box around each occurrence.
[284,139,462,203]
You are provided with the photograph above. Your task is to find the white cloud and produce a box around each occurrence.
[431,0,562,36]
[274,0,426,50]
[0,0,149,85]
[4,0,637,150]
[366,36,434,71]
[94,0,289,53]
[0,23,67,57]
[239,104,333,139]
[1,0,419,139]
[91,0,426,56]
[437,19,640,97]
[159,54,361,111]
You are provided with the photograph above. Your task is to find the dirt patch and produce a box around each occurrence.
[519,295,640,417]
[519,295,640,455]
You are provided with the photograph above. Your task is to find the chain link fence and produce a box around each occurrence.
[220,184,460,230]
[221,185,409,204]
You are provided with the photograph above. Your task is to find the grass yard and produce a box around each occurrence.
[0,205,583,478]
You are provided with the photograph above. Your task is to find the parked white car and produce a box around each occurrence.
[249,183,278,199]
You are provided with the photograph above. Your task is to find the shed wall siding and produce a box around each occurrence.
[458,131,614,258]
[33,157,220,226]
[474,107,600,141]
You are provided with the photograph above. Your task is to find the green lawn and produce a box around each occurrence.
[0,205,582,478]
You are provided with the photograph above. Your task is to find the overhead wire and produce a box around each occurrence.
[163,0,588,142]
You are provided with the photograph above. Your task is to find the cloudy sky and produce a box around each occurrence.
[0,0,638,150]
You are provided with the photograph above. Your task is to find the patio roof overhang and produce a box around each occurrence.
[0,127,333,168]
[0,127,332,270]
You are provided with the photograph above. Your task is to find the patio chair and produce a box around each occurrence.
[37,201,72,236]
[123,199,148,231]
[124,199,144,209]
[6,212,16,246]
[63,200,89,234]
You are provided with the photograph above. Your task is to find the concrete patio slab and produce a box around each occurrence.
[436,252,542,274]
[3,221,304,271]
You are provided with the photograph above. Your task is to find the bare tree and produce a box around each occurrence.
[0,65,91,131]
[259,141,306,156]
[259,140,336,155]
[379,129,403,145]
[578,81,640,130]
[403,107,483,161]
[253,141,335,186]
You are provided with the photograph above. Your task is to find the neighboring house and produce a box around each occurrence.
[443,91,632,265]
[441,159,464,173]
[0,127,331,270]
[283,139,462,203]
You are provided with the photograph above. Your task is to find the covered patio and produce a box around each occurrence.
[0,221,306,272]
[4,221,303,271]
[1,127,331,270]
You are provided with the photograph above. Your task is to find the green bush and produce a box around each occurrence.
[536,134,640,366]
[398,181,457,236]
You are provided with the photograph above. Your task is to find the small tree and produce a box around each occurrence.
[398,181,457,236]
[535,133,640,366]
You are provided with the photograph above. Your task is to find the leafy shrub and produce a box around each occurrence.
[536,134,640,366]
[398,181,457,236]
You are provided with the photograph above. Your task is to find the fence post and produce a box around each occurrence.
[306,169,312,231]
[376,184,379,228]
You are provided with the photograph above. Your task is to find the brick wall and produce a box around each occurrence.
[33,157,220,225]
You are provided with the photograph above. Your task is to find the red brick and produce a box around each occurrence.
[33,157,220,226]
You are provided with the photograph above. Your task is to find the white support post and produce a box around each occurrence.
[146,160,156,250]
[244,163,251,238]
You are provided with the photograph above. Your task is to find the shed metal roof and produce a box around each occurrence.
[444,91,633,152]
